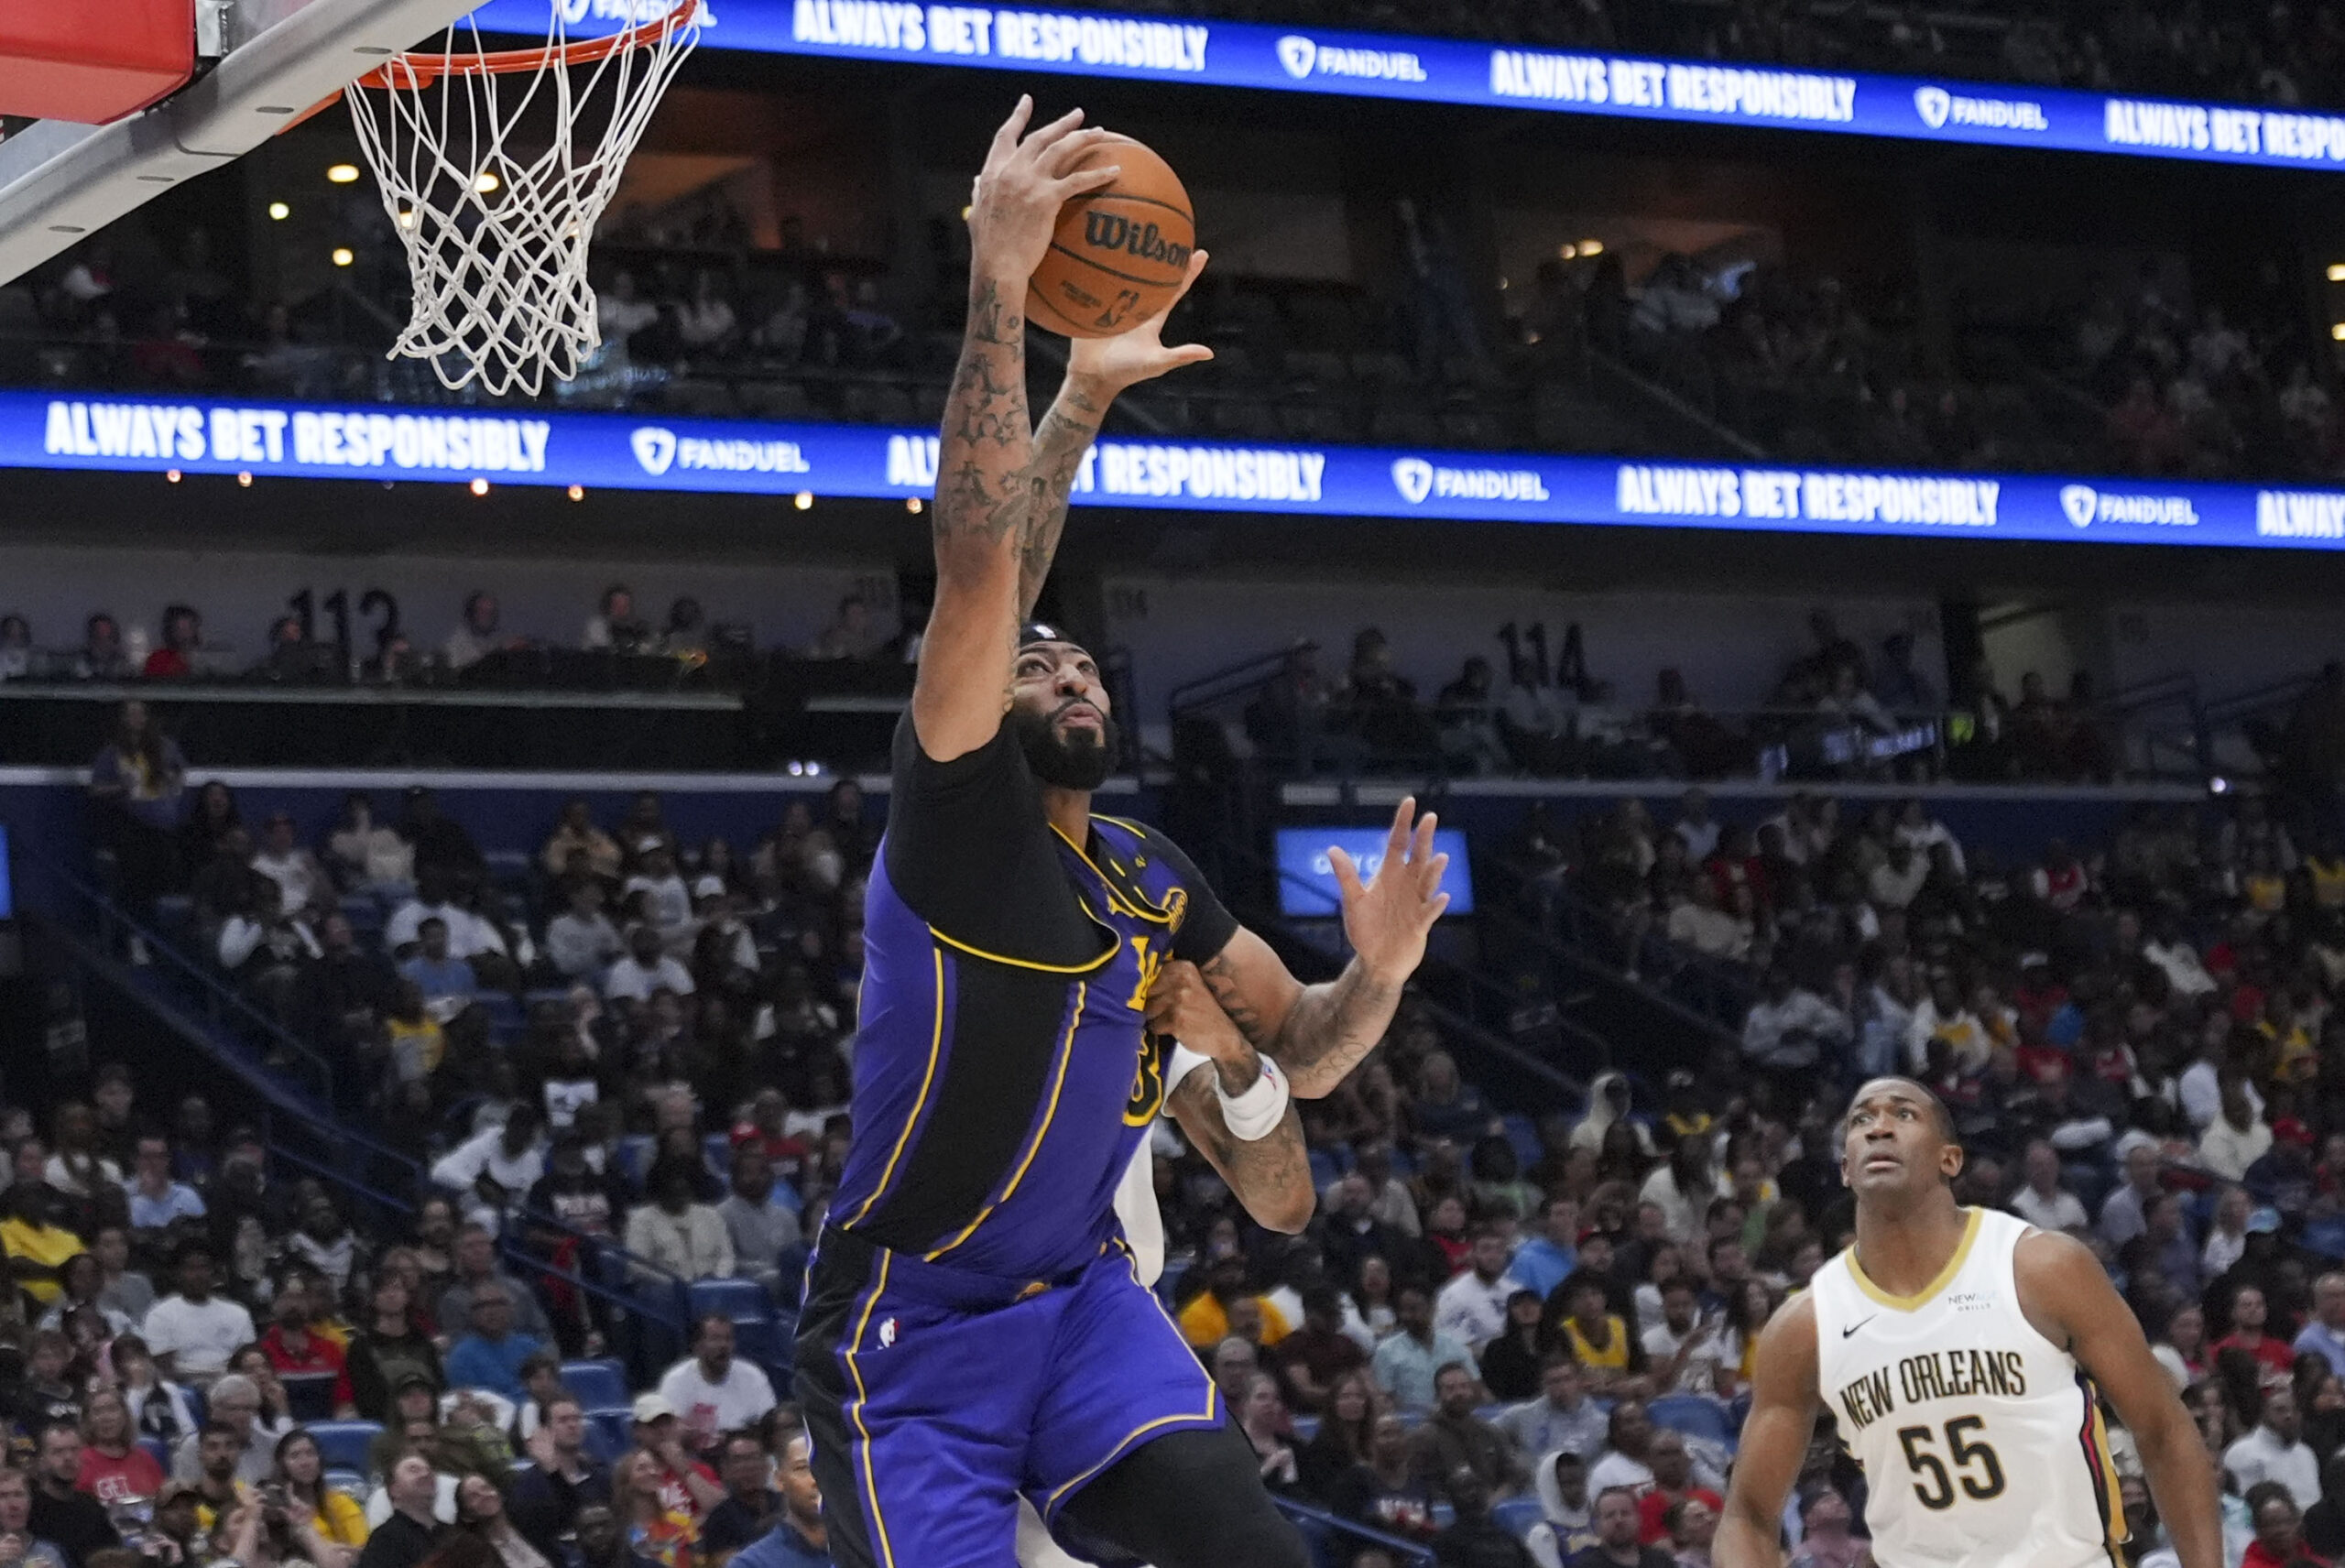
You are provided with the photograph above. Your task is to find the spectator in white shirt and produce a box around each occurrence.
[250,812,331,918]
[2008,1140,2089,1234]
[443,593,504,672]
[2200,1076,2274,1181]
[1891,799,1966,877]
[656,1316,776,1457]
[1671,789,1720,863]
[1665,878,1750,962]
[1740,969,1852,1079]
[142,1243,256,1386]
[546,879,624,984]
[431,1105,548,1231]
[2202,1185,2254,1279]
[624,845,696,946]
[1866,841,1928,911]
[1640,1280,1728,1397]
[624,1157,732,1282]
[385,873,507,963]
[1434,1228,1520,1356]
[2143,916,2218,998]
[2225,1387,2321,1511]
[605,924,696,1006]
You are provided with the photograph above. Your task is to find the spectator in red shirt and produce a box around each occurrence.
[73,1388,162,1507]
[2218,1284,2303,1380]
[2244,1484,2329,1568]
[1637,1432,1722,1545]
[257,1279,353,1416]
[727,1088,810,1192]
[142,605,202,679]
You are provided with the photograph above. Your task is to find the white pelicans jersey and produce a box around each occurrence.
[1810,1207,2125,1568]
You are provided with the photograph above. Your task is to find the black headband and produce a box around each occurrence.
[1018,622,1089,655]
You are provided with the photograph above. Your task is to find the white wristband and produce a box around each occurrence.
[1215,1054,1290,1141]
[1165,1043,1216,1092]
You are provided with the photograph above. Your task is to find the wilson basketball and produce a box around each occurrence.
[1028,133,1195,339]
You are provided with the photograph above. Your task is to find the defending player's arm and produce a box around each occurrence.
[1148,959,1315,1234]
[1194,798,1451,1099]
[1713,1292,1820,1568]
[918,96,1210,765]
[2017,1230,2222,1568]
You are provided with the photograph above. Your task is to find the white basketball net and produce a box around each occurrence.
[344,0,701,397]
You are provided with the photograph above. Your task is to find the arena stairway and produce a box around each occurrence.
[10,842,763,1393]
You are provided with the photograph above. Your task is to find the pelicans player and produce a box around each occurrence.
[1718,1078,2218,1568]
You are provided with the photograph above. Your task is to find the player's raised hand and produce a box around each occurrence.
[1068,249,1216,391]
[1328,797,1450,985]
[967,96,1121,287]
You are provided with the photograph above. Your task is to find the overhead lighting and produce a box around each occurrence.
[567,484,584,501]
[2332,323,2345,341]
[794,491,814,510]
[331,247,354,267]
[165,469,181,483]
[2329,264,2345,282]
[470,477,489,495]
[1498,276,1510,290]
[326,163,360,184]
[1557,243,1576,259]
[267,201,289,221]
[905,497,922,514]
[474,170,500,194]
[236,472,253,487]
[1579,238,1605,256]
[397,211,416,229]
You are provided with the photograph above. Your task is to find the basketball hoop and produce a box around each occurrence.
[341,0,701,396]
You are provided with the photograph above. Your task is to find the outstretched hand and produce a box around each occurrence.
[1328,796,1449,985]
[1068,250,1215,392]
[967,96,1122,286]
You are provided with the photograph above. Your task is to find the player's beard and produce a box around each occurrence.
[1011,702,1118,790]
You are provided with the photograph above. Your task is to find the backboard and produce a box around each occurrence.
[0,0,486,286]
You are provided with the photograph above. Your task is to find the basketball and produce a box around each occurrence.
[1027,133,1195,339]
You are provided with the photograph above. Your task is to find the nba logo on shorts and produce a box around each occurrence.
[1914,87,1951,128]
[1391,458,1434,504]
[878,1318,899,1348]
[1278,37,1317,78]
[2059,485,2097,528]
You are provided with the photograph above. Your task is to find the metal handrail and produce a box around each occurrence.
[33,836,698,1306]
[1169,642,1319,720]
[1268,1497,1437,1567]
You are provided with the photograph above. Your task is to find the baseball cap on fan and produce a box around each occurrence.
[633,1392,678,1424]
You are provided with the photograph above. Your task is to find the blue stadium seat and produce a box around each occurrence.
[324,1469,366,1499]
[1649,1394,1733,1446]
[562,1359,629,1410]
[476,992,526,1040]
[733,1311,796,1367]
[584,1408,634,1465]
[1492,1497,1544,1541]
[1501,1114,1542,1171]
[613,1135,655,1188]
[184,1386,207,1430]
[1307,1148,1340,1190]
[339,896,383,937]
[525,987,577,1010]
[690,1278,772,1323]
[139,1438,172,1475]
[306,1421,382,1476]
[704,1133,733,1180]
[1430,1503,1455,1530]
[1289,1415,1320,1443]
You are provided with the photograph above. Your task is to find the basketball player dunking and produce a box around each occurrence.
[1718,1077,2219,1568]
[792,97,1452,1568]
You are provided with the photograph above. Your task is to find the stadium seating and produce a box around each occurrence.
[561,1358,631,1410]
[305,1421,383,1476]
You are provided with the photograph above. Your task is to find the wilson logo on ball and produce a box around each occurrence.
[1082,212,1193,270]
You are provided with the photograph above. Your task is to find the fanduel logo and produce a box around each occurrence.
[1275,34,1426,81]
[631,428,678,476]
[2058,484,2198,528]
[1916,84,2046,131]
[1391,457,1550,504]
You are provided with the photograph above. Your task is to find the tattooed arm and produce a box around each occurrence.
[1192,798,1454,1099]
[1150,961,1315,1233]
[915,97,1213,759]
[911,98,1116,763]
